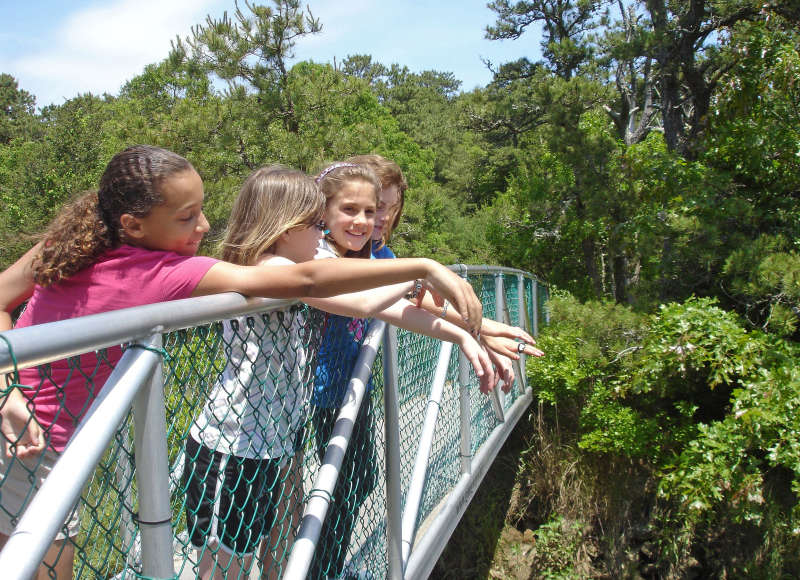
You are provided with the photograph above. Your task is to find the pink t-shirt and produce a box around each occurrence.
[15,245,218,451]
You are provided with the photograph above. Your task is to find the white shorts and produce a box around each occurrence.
[0,447,81,539]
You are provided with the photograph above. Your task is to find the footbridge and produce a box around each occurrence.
[0,265,547,579]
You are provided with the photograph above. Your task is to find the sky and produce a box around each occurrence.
[0,0,541,110]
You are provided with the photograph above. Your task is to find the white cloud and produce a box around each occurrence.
[4,0,536,107]
[12,0,230,106]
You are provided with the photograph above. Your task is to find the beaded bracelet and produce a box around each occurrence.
[408,279,424,300]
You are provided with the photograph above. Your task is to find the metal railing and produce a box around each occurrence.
[0,266,548,579]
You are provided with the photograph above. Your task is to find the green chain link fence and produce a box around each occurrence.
[0,268,546,579]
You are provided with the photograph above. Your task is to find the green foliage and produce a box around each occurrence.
[655,334,800,576]
[0,73,38,144]
[526,291,645,427]
[529,516,585,579]
[529,290,800,574]
[723,235,800,336]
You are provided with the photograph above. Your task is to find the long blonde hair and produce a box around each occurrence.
[315,162,381,259]
[221,165,324,266]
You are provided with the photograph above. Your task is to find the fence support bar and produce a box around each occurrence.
[458,352,473,475]
[401,341,453,568]
[283,320,386,580]
[0,345,160,579]
[404,387,533,580]
[133,334,175,579]
[516,274,528,392]
[491,274,506,419]
[383,325,404,580]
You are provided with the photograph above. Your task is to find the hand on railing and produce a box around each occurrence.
[0,386,44,459]
[481,335,544,393]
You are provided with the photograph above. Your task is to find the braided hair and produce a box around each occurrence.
[32,145,193,286]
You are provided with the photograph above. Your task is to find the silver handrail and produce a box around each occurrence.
[283,320,387,579]
[0,292,296,374]
[0,266,547,579]
[0,338,163,578]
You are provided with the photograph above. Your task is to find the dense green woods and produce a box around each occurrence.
[2,0,799,576]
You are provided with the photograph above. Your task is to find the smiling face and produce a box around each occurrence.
[324,178,377,255]
[372,184,401,242]
[121,169,209,256]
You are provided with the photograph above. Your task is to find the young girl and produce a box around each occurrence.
[183,166,491,579]
[348,153,544,384]
[307,161,490,579]
[0,145,483,579]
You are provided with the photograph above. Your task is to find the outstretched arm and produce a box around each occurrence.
[417,292,535,346]
[303,282,416,319]
[0,244,45,458]
[375,300,497,394]
[195,257,483,335]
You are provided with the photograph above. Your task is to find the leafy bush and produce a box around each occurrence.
[527,293,800,575]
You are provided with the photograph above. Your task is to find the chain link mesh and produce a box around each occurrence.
[0,271,544,579]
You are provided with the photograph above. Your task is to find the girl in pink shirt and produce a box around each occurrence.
[0,145,484,579]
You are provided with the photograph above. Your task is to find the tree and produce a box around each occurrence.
[487,0,797,156]
[172,0,321,133]
[0,74,37,144]
[486,0,605,80]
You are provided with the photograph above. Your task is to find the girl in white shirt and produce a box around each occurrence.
[184,165,492,580]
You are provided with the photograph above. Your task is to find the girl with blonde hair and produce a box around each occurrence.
[184,165,492,579]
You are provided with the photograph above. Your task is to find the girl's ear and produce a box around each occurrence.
[119,213,145,240]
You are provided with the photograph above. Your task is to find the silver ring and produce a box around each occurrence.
[517,342,526,353]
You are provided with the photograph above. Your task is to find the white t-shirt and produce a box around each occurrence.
[190,256,312,459]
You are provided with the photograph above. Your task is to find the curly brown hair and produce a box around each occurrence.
[32,145,193,286]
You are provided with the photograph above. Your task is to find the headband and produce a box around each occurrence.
[315,162,359,184]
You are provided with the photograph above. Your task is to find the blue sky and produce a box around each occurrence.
[1,0,541,110]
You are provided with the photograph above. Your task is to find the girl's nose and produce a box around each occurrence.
[197,212,210,233]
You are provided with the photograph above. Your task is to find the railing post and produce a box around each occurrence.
[401,342,453,567]
[457,266,474,475]
[516,275,529,392]
[543,283,551,326]
[516,275,527,334]
[383,325,404,580]
[532,278,539,337]
[492,273,506,419]
[458,351,472,475]
[132,333,175,579]
[116,425,139,570]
